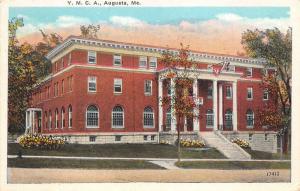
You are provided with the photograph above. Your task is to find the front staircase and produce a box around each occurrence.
[200,131,251,160]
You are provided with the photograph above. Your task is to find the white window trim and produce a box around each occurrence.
[55,110,58,129]
[86,108,99,128]
[113,55,122,67]
[207,86,213,99]
[88,76,97,93]
[68,53,72,66]
[247,87,253,100]
[143,110,155,128]
[149,57,157,69]
[139,56,147,68]
[111,109,124,129]
[226,86,232,99]
[61,109,64,129]
[114,78,122,94]
[49,113,52,129]
[68,106,72,128]
[206,110,214,128]
[144,80,152,95]
[263,89,269,101]
[246,112,254,128]
[88,51,97,64]
[246,67,253,77]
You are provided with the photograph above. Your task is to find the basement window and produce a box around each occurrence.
[89,136,96,142]
[115,135,122,142]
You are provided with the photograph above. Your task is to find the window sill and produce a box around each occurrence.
[247,98,253,101]
[246,126,254,129]
[88,91,97,94]
[144,93,152,96]
[143,126,155,128]
[226,97,232,100]
[206,126,214,129]
[263,99,269,101]
[207,96,212,99]
[114,92,122,95]
[112,126,124,129]
[88,62,96,65]
[86,126,99,129]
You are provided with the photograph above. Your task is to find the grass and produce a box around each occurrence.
[176,161,291,169]
[8,158,164,169]
[244,149,291,160]
[8,143,226,159]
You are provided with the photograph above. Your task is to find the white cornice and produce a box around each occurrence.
[46,37,266,68]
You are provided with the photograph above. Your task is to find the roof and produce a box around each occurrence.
[46,35,266,66]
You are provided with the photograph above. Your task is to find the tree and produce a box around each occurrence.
[241,28,292,153]
[8,18,63,134]
[80,24,101,39]
[160,44,200,161]
[8,18,37,134]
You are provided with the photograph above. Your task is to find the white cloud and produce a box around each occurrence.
[16,14,30,20]
[216,13,243,22]
[55,15,91,28]
[109,16,146,27]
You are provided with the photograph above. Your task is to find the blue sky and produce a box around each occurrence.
[9,7,290,55]
[10,7,289,24]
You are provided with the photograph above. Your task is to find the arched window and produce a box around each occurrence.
[166,108,171,128]
[246,109,254,128]
[44,111,47,130]
[61,107,65,129]
[86,105,99,128]
[68,105,72,128]
[112,106,124,128]
[55,109,59,129]
[49,110,52,129]
[225,109,232,128]
[206,109,214,127]
[143,107,154,128]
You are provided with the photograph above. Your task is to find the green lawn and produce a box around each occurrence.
[244,149,291,160]
[176,161,291,169]
[8,143,226,159]
[8,158,163,169]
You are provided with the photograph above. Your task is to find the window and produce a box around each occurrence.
[68,105,72,128]
[88,51,96,64]
[263,89,269,100]
[61,107,65,129]
[224,109,232,128]
[139,56,147,68]
[227,65,235,72]
[144,80,152,95]
[149,57,157,69]
[151,135,155,141]
[206,109,214,127]
[112,106,124,128]
[68,76,73,91]
[246,67,252,77]
[44,112,47,130]
[86,105,99,128]
[62,80,64,94]
[88,76,97,92]
[249,134,253,141]
[114,78,122,93]
[167,82,171,96]
[48,110,52,129]
[68,53,72,65]
[166,108,171,128]
[207,85,213,98]
[247,87,253,100]
[55,109,59,129]
[143,107,154,128]
[226,86,232,99]
[115,135,121,141]
[89,136,96,142]
[143,135,148,141]
[61,58,64,69]
[265,134,268,141]
[246,109,254,128]
[113,55,122,66]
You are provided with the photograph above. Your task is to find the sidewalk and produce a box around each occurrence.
[7,155,291,162]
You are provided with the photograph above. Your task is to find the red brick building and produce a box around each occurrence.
[25,36,279,154]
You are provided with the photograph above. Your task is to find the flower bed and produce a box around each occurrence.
[231,138,250,148]
[159,140,171,145]
[180,139,205,148]
[18,134,66,150]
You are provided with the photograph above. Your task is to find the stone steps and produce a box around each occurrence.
[200,131,251,160]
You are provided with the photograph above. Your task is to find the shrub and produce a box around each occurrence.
[180,139,205,148]
[231,138,250,148]
[18,134,66,150]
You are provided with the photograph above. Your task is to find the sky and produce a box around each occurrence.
[9,7,290,55]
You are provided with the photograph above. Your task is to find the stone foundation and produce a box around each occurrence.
[159,132,203,144]
[221,131,278,153]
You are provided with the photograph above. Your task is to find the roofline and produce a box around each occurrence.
[46,36,267,66]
